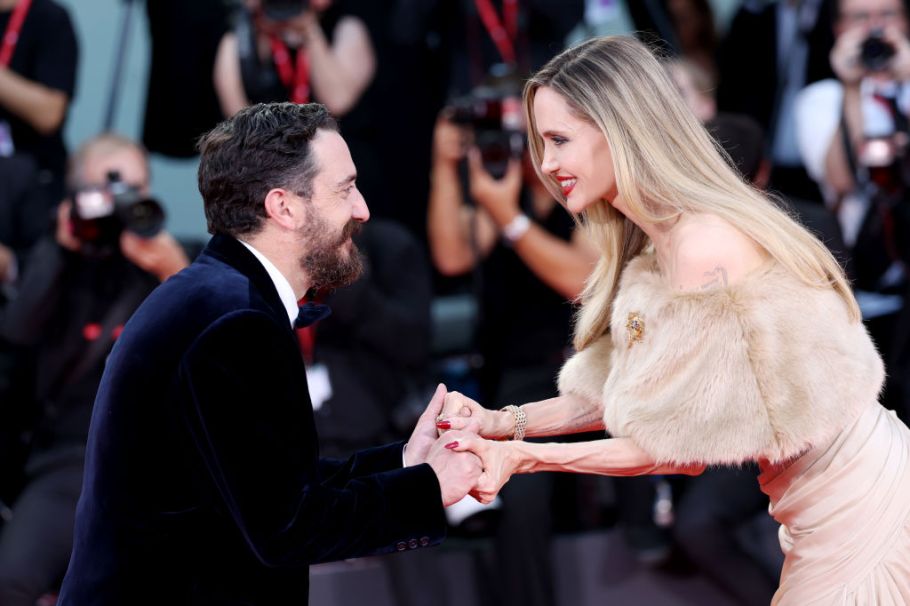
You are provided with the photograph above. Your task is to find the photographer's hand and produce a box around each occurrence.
[428,115,499,274]
[883,24,910,82]
[432,115,468,168]
[0,243,14,283]
[830,26,868,88]
[466,147,523,228]
[120,231,189,283]
[55,201,81,253]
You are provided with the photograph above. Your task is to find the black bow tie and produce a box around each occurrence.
[295,302,332,328]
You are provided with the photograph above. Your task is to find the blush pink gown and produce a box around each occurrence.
[759,403,910,605]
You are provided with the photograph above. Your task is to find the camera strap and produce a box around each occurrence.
[46,273,153,403]
[882,92,910,139]
[0,0,33,67]
[270,35,310,104]
[841,91,904,266]
[841,89,910,196]
[473,0,519,66]
[840,111,867,195]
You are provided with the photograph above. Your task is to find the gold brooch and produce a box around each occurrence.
[626,312,645,347]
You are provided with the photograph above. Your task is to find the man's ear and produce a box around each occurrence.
[263,188,301,230]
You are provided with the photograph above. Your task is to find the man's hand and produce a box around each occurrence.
[425,431,483,506]
[120,231,189,282]
[404,383,447,467]
[466,147,523,227]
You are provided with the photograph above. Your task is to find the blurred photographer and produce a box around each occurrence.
[213,0,374,118]
[795,0,910,419]
[213,0,387,226]
[797,0,910,255]
[0,0,78,202]
[0,134,188,605]
[430,77,597,301]
[427,78,596,606]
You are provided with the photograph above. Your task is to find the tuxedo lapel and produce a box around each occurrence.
[201,234,291,328]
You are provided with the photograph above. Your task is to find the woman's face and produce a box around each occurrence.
[533,86,617,213]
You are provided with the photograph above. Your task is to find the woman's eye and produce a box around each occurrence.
[552,136,567,146]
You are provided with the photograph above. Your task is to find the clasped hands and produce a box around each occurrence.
[406,385,519,507]
[435,391,518,505]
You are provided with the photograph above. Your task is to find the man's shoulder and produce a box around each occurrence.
[151,254,252,316]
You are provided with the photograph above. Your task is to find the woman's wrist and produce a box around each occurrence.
[507,440,536,474]
[489,409,515,439]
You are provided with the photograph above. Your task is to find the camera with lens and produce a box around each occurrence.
[860,29,896,72]
[447,69,526,179]
[70,170,166,255]
[261,0,309,21]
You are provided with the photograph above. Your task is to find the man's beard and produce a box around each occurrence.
[298,210,364,291]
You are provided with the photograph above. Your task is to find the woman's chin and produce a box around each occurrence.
[566,195,595,214]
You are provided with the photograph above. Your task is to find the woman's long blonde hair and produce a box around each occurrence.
[523,36,859,351]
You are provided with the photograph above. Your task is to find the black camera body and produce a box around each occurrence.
[71,171,165,254]
[448,73,525,180]
[861,30,896,71]
[261,0,310,21]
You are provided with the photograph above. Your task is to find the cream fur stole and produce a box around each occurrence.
[558,255,884,466]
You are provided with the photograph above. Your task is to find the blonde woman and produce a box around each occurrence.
[438,36,910,604]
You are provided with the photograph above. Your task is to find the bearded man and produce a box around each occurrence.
[57,102,481,606]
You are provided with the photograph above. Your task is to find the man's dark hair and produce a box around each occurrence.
[197,102,338,237]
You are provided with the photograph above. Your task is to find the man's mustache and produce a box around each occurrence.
[339,219,362,244]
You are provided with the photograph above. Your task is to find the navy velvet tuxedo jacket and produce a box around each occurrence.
[58,234,447,605]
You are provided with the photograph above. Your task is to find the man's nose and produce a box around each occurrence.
[352,189,370,222]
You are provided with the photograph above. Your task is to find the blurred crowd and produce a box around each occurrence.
[1,0,910,605]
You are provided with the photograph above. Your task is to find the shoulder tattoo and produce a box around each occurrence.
[700,266,728,290]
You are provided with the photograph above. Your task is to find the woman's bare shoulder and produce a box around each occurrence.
[669,215,769,292]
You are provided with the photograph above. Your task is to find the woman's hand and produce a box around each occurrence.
[444,435,517,504]
[437,391,510,439]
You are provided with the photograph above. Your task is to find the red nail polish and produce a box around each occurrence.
[436,421,451,430]
[445,441,459,450]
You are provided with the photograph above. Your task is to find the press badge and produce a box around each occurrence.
[306,363,332,411]
[0,121,14,157]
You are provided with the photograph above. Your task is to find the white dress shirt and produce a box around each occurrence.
[239,240,298,327]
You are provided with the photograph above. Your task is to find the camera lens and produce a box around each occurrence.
[861,31,895,71]
[114,191,165,239]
